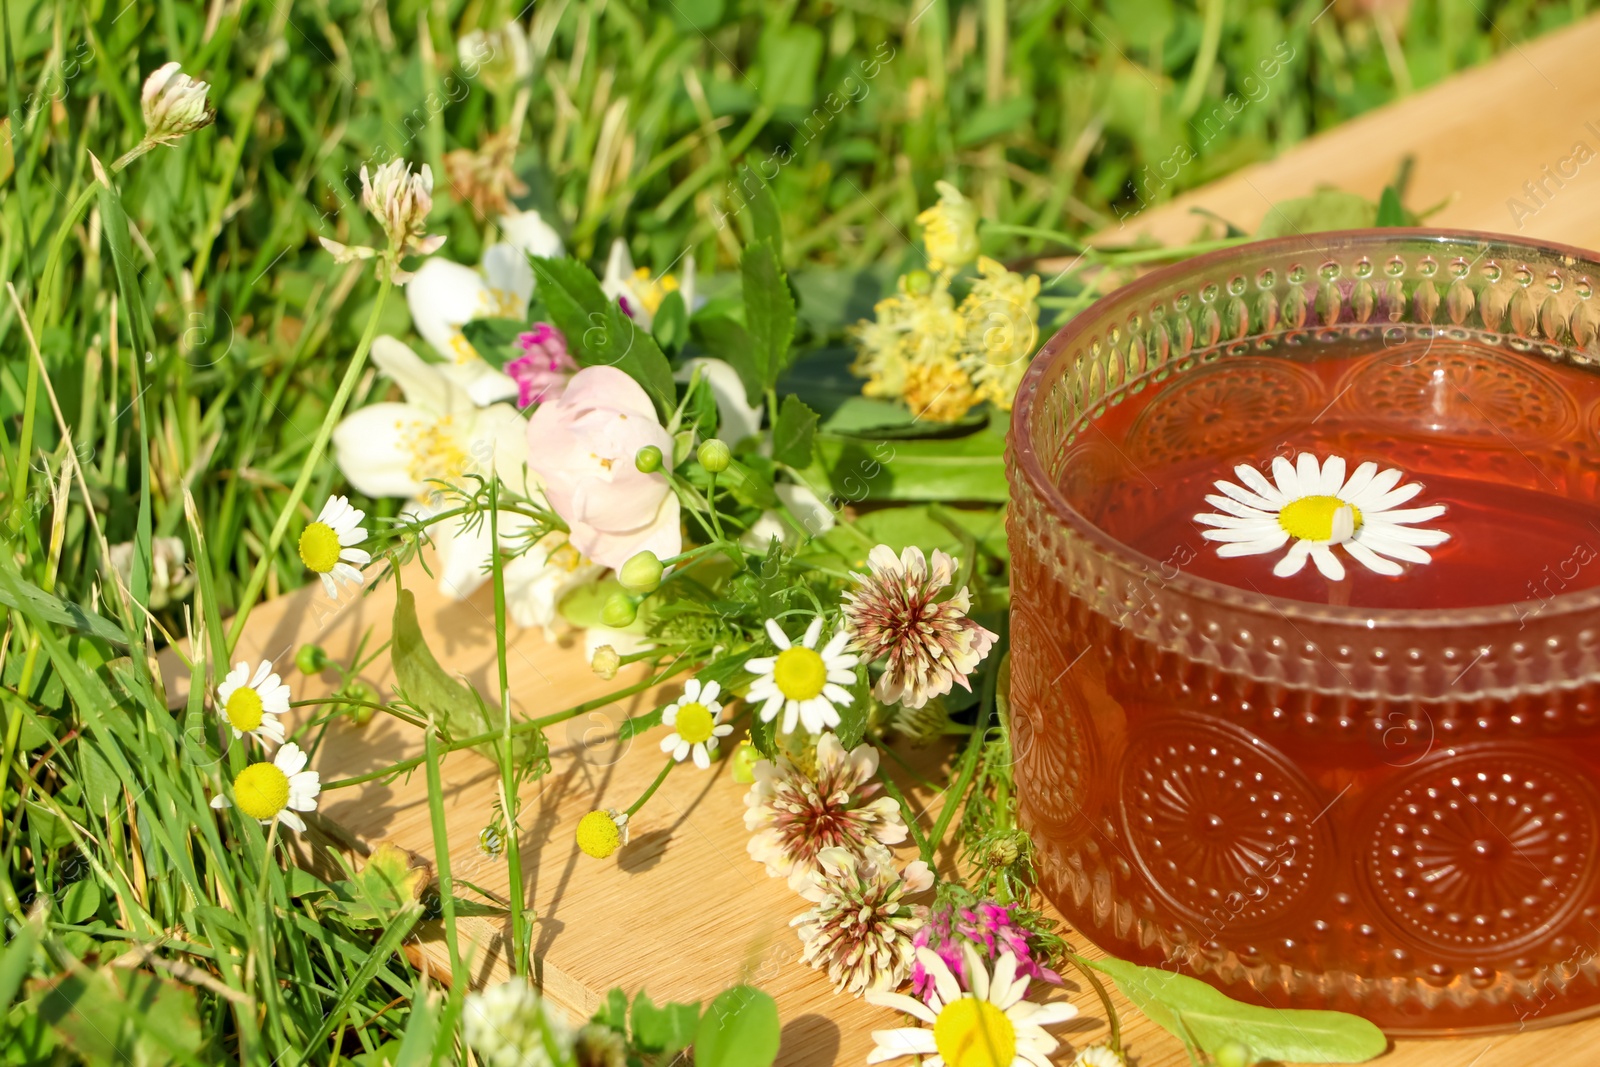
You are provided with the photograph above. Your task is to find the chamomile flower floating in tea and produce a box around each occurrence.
[744,617,859,735]
[215,660,289,745]
[210,743,321,832]
[1194,453,1449,581]
[298,496,370,599]
[658,678,732,770]
[745,731,908,890]
[866,944,1078,1067]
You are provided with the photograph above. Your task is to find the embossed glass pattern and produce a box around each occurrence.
[1007,230,1600,1036]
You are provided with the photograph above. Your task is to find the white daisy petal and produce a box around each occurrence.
[764,619,792,650]
[1216,536,1288,557]
[1319,454,1347,494]
[1201,526,1285,544]
[1195,513,1279,531]
[1295,451,1321,493]
[1273,539,1313,577]
[1203,493,1276,520]
[802,616,823,648]
[1367,504,1447,526]
[1233,462,1287,506]
[1361,521,1450,547]
[1364,481,1425,511]
[1344,539,1405,576]
[278,810,307,832]
[1213,478,1279,512]
[1271,454,1301,498]
[1309,543,1346,581]
[1360,533,1434,564]
[1340,459,1382,501]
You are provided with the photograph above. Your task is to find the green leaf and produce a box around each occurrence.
[34,969,204,1066]
[0,909,40,1016]
[1255,189,1378,237]
[739,164,784,261]
[60,879,101,925]
[0,561,126,646]
[631,991,699,1054]
[1082,955,1388,1063]
[669,0,725,30]
[691,315,761,407]
[741,240,796,393]
[770,395,818,468]
[78,740,121,816]
[593,987,630,1032]
[956,95,1035,147]
[652,291,689,354]
[530,256,677,419]
[460,318,527,369]
[694,985,780,1067]
[1376,184,1405,227]
[331,843,428,929]
[757,25,822,111]
[392,589,484,737]
[391,982,440,1067]
[815,419,1009,503]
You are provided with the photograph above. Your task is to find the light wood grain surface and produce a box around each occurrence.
[164,15,1600,1064]
[1095,14,1600,254]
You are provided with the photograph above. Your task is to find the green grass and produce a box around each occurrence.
[0,0,1591,1062]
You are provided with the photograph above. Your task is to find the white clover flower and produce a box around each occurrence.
[319,158,445,281]
[461,978,575,1067]
[210,743,320,832]
[298,495,370,599]
[744,617,859,735]
[215,660,289,745]
[658,678,732,770]
[140,62,215,145]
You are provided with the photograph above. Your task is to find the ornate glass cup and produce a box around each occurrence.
[1007,230,1600,1035]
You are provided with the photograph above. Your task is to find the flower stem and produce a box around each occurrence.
[626,757,676,818]
[319,670,666,790]
[423,724,467,997]
[225,273,394,652]
[921,659,997,866]
[488,480,531,978]
[1068,954,1123,1053]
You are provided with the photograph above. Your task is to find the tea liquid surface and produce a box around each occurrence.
[1073,336,1600,610]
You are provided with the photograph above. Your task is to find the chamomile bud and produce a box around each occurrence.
[140,62,215,145]
[618,551,664,594]
[697,438,731,473]
[295,644,329,676]
[1211,1040,1254,1067]
[634,444,663,473]
[730,739,760,784]
[575,809,629,859]
[591,644,620,680]
[600,592,638,628]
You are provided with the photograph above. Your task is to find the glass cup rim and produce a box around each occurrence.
[1011,225,1600,633]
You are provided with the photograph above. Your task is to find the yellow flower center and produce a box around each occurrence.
[933,998,1017,1067]
[298,522,342,574]
[630,267,679,315]
[402,416,469,495]
[233,763,290,821]
[576,810,622,858]
[225,686,265,733]
[674,702,715,744]
[1277,495,1363,542]
[773,647,828,701]
[447,332,478,363]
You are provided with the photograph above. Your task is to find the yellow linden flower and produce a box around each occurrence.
[903,361,979,424]
[916,181,981,272]
[210,742,321,832]
[958,257,1041,412]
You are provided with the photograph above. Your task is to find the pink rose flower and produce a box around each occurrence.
[526,366,681,570]
[505,324,577,407]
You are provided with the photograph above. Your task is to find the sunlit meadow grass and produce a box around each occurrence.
[0,1,1587,1061]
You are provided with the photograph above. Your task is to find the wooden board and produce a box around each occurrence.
[164,555,1600,1066]
[1090,14,1600,253]
[160,15,1600,1063]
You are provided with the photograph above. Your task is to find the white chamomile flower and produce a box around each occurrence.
[215,660,289,745]
[659,678,733,770]
[298,495,371,599]
[744,617,859,735]
[867,944,1078,1067]
[210,742,321,833]
[1195,453,1449,582]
